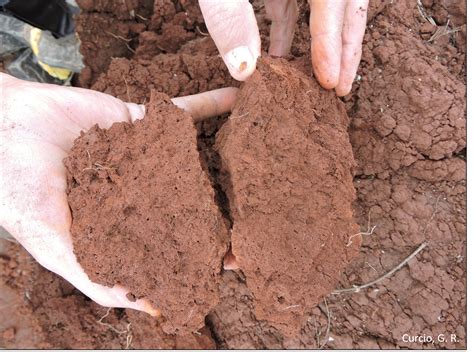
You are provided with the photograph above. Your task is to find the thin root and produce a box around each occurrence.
[83,162,117,173]
[97,307,129,335]
[346,209,376,246]
[135,13,148,21]
[105,31,136,53]
[332,242,428,294]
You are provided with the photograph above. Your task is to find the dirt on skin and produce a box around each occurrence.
[215,58,359,336]
[0,0,466,349]
[64,92,229,335]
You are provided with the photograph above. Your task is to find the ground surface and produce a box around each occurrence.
[0,0,466,349]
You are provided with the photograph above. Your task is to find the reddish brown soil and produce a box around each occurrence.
[75,0,208,87]
[0,0,466,349]
[64,92,229,335]
[91,54,236,103]
[215,58,359,336]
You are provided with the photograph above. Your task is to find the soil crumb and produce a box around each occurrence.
[64,91,229,335]
[215,57,360,336]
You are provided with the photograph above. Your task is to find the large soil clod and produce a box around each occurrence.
[64,92,229,335]
[215,57,360,336]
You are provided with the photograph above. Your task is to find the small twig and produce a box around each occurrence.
[332,242,428,294]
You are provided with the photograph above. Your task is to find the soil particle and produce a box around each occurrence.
[215,57,360,336]
[64,92,229,334]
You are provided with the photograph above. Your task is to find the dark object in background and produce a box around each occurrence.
[0,0,82,84]
[0,0,76,38]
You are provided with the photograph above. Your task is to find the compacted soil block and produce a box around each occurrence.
[215,58,360,336]
[64,92,229,335]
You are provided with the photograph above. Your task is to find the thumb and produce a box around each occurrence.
[199,0,261,81]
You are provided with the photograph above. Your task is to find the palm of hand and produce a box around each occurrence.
[0,73,155,312]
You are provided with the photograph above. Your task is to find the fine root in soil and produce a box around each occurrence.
[105,31,135,53]
[332,242,428,294]
[97,308,131,333]
[346,210,376,247]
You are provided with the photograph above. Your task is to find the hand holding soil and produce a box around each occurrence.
[199,0,368,96]
[0,73,237,316]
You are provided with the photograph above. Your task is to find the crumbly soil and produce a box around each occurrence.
[0,0,466,349]
[215,57,359,336]
[64,92,229,335]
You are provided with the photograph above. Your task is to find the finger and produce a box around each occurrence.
[264,0,298,56]
[171,87,239,122]
[199,0,261,81]
[65,259,161,316]
[309,0,346,89]
[125,102,146,122]
[223,249,239,270]
[335,0,368,96]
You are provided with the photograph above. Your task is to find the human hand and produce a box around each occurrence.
[199,0,368,96]
[0,73,237,314]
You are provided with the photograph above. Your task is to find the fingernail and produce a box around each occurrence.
[145,303,161,317]
[223,46,256,81]
[127,103,146,122]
